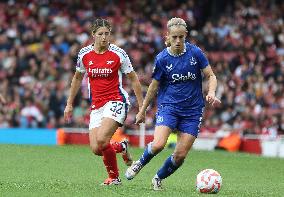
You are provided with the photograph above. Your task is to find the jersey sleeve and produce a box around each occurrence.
[120,52,134,74]
[152,56,164,81]
[76,50,86,73]
[194,47,209,69]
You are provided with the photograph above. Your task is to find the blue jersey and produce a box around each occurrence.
[152,42,209,113]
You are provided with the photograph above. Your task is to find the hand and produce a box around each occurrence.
[135,110,146,124]
[64,104,73,123]
[206,92,221,107]
[0,94,6,104]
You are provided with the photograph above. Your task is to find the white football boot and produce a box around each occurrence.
[100,177,122,186]
[125,160,143,180]
[152,175,163,191]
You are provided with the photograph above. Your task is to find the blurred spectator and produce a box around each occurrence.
[0,93,6,104]
[20,98,44,128]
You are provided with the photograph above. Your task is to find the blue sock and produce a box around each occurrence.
[157,155,182,179]
[139,142,156,166]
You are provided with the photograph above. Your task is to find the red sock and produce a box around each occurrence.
[111,142,123,153]
[102,143,119,179]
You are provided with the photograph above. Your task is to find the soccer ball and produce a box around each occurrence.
[196,169,222,194]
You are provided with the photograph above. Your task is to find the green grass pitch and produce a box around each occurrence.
[0,144,284,197]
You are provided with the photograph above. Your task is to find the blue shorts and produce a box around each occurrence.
[155,105,203,137]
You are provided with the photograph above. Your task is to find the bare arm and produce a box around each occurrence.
[202,65,220,106]
[66,71,84,105]
[136,79,159,124]
[126,71,143,109]
[64,71,84,121]
[140,79,159,112]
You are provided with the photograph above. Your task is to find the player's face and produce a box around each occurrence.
[93,27,111,47]
[168,26,187,53]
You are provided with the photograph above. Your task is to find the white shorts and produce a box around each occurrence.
[89,101,129,130]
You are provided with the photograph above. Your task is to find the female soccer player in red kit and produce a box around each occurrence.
[64,19,144,185]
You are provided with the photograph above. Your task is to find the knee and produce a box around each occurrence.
[96,138,109,150]
[173,152,186,166]
[90,138,109,155]
[90,145,102,156]
[151,142,165,154]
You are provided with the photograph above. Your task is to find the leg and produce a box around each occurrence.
[125,125,171,180]
[125,105,177,180]
[173,132,196,164]
[89,127,132,166]
[157,132,196,178]
[155,114,202,180]
[141,125,172,163]
[152,132,196,190]
[148,105,178,160]
[89,128,102,156]
[102,101,133,166]
[97,117,120,180]
[89,123,124,156]
[89,101,130,185]
[89,108,103,156]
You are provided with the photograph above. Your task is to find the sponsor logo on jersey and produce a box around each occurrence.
[88,67,113,77]
[107,60,114,64]
[166,64,173,71]
[172,72,196,83]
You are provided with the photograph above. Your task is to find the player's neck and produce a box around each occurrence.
[93,43,109,54]
[169,44,185,56]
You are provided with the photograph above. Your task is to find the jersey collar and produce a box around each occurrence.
[167,43,187,57]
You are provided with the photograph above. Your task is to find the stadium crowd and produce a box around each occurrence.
[0,0,284,137]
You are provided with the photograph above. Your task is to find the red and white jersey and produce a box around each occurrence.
[76,44,134,109]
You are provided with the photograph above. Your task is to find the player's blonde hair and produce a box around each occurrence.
[165,17,187,47]
[91,18,112,34]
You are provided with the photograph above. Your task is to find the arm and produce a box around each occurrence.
[136,79,159,124]
[202,65,220,106]
[64,71,84,122]
[126,71,143,109]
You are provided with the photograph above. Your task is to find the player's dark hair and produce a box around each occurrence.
[91,18,112,34]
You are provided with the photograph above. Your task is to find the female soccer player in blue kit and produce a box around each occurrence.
[125,17,221,190]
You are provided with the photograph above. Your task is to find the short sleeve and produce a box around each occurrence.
[121,53,134,74]
[76,50,86,73]
[152,57,163,81]
[194,47,209,69]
